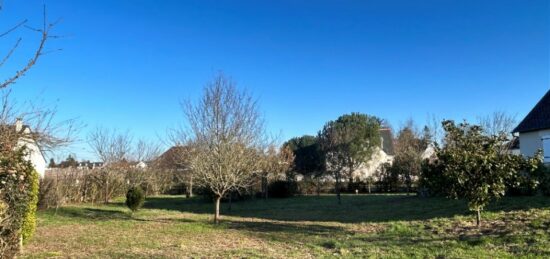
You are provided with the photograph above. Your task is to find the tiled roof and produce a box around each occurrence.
[514,90,550,133]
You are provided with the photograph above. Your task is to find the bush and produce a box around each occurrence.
[536,164,550,196]
[0,147,36,257]
[21,170,39,243]
[268,180,297,198]
[418,159,449,197]
[296,176,332,195]
[125,186,145,212]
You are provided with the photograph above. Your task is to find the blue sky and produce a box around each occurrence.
[2,0,549,161]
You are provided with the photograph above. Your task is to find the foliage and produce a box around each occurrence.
[258,145,294,199]
[418,159,448,196]
[389,122,427,193]
[56,155,79,168]
[21,170,39,243]
[0,147,36,257]
[284,135,324,178]
[125,186,145,212]
[267,180,297,198]
[39,166,174,209]
[318,113,381,203]
[534,163,550,196]
[376,162,402,192]
[428,120,541,226]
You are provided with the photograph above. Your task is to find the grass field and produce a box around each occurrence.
[21,194,550,258]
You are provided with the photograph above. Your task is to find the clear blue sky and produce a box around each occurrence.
[2,0,549,161]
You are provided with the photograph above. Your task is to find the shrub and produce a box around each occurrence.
[21,170,39,243]
[0,147,36,257]
[268,180,297,198]
[297,176,332,195]
[125,186,145,212]
[536,164,550,196]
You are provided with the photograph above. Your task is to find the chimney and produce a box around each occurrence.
[15,118,23,132]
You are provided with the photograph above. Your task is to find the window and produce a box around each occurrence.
[543,136,550,163]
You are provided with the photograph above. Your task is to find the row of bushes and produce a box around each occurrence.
[39,167,183,209]
[221,161,550,201]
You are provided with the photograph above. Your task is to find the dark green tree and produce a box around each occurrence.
[284,135,324,195]
[318,113,381,204]
[435,120,540,227]
[58,155,78,168]
[48,158,56,168]
[125,186,145,212]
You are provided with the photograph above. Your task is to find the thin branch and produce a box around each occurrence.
[0,5,58,89]
[0,19,27,38]
[0,38,21,68]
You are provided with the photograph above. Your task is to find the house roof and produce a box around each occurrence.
[155,146,192,169]
[379,128,394,155]
[514,90,550,133]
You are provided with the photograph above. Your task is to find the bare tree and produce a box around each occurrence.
[182,73,265,223]
[87,127,133,203]
[1,4,60,89]
[134,139,161,162]
[0,90,79,152]
[0,4,64,256]
[88,127,133,165]
[477,111,516,137]
[425,113,443,145]
[392,119,425,194]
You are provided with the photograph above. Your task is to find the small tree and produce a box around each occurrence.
[391,120,426,194]
[125,186,145,212]
[181,73,265,224]
[258,145,294,199]
[435,120,540,227]
[318,113,381,204]
[87,127,133,203]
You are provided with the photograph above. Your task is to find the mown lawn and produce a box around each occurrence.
[21,194,550,258]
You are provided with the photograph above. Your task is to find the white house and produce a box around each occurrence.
[14,119,47,178]
[513,90,550,163]
[352,128,395,180]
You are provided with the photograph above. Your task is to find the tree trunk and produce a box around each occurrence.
[214,196,221,224]
[335,174,341,205]
[104,178,109,204]
[368,181,371,194]
[476,209,481,227]
[189,175,193,197]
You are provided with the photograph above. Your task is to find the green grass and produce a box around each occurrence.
[21,194,550,258]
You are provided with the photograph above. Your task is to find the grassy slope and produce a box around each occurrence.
[22,195,550,258]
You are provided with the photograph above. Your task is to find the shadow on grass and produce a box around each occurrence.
[50,206,196,224]
[223,219,343,236]
[143,194,550,224]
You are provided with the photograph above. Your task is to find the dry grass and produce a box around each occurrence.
[21,194,550,258]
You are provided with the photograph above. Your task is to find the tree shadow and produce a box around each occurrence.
[142,194,550,224]
[50,206,196,224]
[52,207,131,220]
